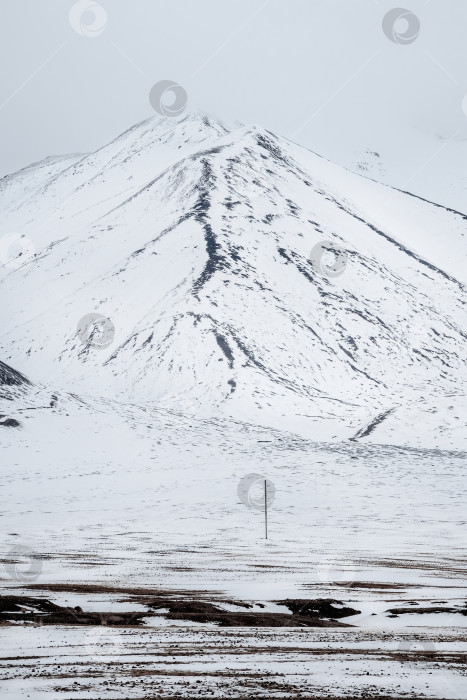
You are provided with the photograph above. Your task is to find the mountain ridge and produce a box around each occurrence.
[1,112,466,448]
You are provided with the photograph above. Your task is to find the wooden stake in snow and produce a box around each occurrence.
[264,479,268,539]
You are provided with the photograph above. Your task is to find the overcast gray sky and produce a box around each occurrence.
[1,0,467,187]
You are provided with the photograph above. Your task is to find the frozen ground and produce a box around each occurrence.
[1,394,466,698]
[1,625,466,699]
[1,392,465,586]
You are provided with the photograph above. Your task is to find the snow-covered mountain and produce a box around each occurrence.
[327,126,467,215]
[1,113,466,447]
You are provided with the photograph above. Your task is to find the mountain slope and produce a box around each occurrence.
[345,126,467,215]
[1,114,466,447]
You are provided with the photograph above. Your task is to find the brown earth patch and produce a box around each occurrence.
[276,598,360,619]
[0,595,145,627]
[146,597,352,627]
[386,604,467,616]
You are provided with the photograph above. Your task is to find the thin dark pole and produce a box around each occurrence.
[264,479,268,539]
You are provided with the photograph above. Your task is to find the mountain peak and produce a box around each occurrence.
[1,114,466,448]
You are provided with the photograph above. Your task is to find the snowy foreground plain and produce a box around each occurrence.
[1,113,466,697]
[1,393,466,698]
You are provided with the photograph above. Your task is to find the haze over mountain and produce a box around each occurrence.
[342,126,467,214]
[1,113,466,448]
